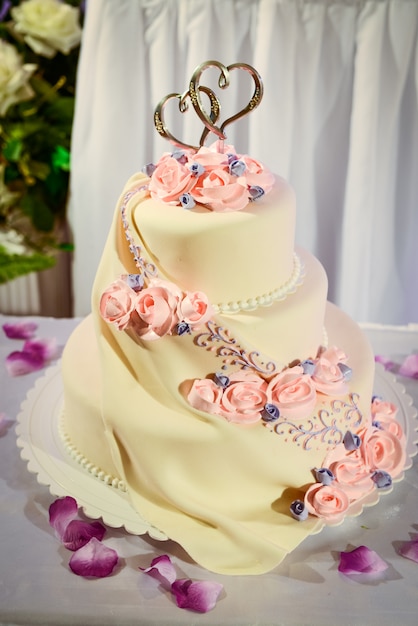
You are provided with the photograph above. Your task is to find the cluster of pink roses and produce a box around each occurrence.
[187,346,352,424]
[299,397,406,523]
[147,140,275,212]
[100,276,213,341]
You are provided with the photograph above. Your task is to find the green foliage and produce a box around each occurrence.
[0,247,56,284]
[0,0,84,281]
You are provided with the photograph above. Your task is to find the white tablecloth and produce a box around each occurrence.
[1,315,417,626]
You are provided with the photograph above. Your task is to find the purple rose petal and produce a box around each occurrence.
[69,537,118,578]
[338,545,388,575]
[5,349,45,376]
[140,554,177,588]
[2,321,38,339]
[398,354,418,379]
[5,337,58,376]
[49,496,78,541]
[375,355,396,371]
[23,337,58,362]
[171,578,223,613]
[0,412,12,436]
[62,520,106,551]
[399,539,418,563]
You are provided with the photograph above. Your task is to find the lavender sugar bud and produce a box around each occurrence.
[290,500,308,521]
[314,467,335,486]
[180,193,195,209]
[261,403,280,422]
[229,159,246,177]
[213,372,230,389]
[371,470,392,489]
[343,430,361,451]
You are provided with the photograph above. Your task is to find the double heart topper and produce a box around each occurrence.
[154,60,264,151]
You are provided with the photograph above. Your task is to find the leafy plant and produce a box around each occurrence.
[0,0,84,283]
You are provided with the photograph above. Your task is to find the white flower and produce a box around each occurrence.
[11,0,82,59]
[0,39,36,116]
[0,229,27,256]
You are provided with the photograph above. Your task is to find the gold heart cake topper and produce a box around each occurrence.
[154,60,264,151]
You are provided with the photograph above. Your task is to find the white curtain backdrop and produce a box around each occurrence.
[69,0,418,324]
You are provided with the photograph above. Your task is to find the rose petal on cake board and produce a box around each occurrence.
[49,496,78,541]
[2,321,38,339]
[69,537,118,578]
[338,545,388,575]
[62,519,106,551]
[171,578,224,613]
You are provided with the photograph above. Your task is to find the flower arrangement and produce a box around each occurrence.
[0,0,84,284]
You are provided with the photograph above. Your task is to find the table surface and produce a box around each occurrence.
[1,314,417,626]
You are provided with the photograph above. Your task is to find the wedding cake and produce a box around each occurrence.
[61,62,408,575]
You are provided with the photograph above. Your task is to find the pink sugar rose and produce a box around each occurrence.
[187,378,223,415]
[241,154,275,193]
[266,365,317,420]
[324,446,374,500]
[361,425,406,479]
[191,146,229,171]
[219,372,268,424]
[149,156,196,204]
[371,397,398,421]
[312,346,349,396]
[304,482,349,523]
[99,279,136,330]
[193,169,249,212]
[133,282,180,340]
[177,291,213,326]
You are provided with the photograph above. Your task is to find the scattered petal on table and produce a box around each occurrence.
[375,355,396,371]
[140,554,177,587]
[5,349,45,376]
[5,337,58,376]
[0,412,13,436]
[23,337,58,362]
[69,537,118,578]
[338,545,388,575]
[171,578,224,612]
[398,354,418,379]
[62,519,106,551]
[2,321,38,340]
[399,539,418,563]
[49,496,78,541]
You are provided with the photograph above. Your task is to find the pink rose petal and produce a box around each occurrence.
[69,537,118,578]
[399,539,418,563]
[62,520,106,551]
[2,321,38,339]
[140,554,177,588]
[171,578,224,613]
[49,496,78,541]
[398,354,418,379]
[338,545,388,575]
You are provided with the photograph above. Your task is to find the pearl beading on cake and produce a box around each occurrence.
[59,414,127,492]
[213,253,304,314]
